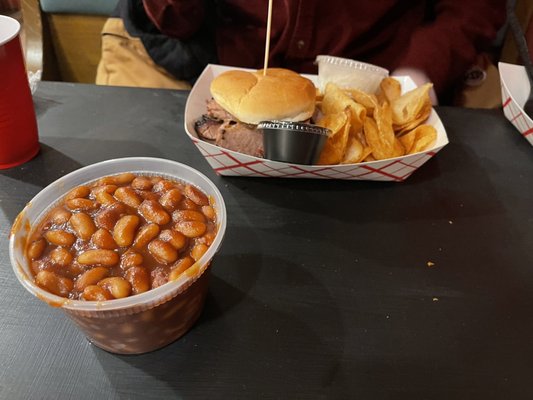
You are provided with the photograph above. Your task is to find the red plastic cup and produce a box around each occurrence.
[0,15,39,169]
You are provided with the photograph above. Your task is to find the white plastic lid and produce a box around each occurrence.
[316,55,389,94]
[0,15,20,46]
[316,55,389,74]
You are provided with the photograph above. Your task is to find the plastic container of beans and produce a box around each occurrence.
[9,157,227,354]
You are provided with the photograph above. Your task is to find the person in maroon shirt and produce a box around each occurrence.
[97,0,506,105]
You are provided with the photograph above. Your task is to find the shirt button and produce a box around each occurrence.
[297,40,305,50]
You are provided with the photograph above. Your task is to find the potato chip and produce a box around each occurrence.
[368,102,395,160]
[317,110,351,164]
[399,130,416,154]
[409,125,437,154]
[322,83,366,133]
[392,138,405,158]
[346,88,378,115]
[317,110,348,138]
[341,137,364,164]
[399,124,437,154]
[363,153,376,162]
[394,100,432,134]
[361,146,373,161]
[391,83,432,128]
[379,77,402,103]
[364,117,391,160]
[351,127,366,147]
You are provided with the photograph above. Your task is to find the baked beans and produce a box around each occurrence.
[28,173,218,300]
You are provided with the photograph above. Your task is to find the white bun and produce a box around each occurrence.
[210,68,316,125]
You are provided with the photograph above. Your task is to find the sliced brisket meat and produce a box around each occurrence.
[216,121,264,158]
[206,98,235,121]
[195,99,264,158]
[195,115,222,140]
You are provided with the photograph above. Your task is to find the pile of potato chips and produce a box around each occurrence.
[315,78,437,165]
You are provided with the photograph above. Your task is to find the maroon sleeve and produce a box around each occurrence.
[397,0,506,95]
[143,0,206,39]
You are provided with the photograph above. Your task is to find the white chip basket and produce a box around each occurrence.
[184,64,449,181]
[499,62,533,147]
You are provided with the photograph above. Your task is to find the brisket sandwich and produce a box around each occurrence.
[195,68,316,157]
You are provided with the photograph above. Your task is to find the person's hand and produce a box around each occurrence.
[391,67,438,105]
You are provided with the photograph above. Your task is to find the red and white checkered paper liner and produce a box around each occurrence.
[499,62,533,147]
[184,64,449,181]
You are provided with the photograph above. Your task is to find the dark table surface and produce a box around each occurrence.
[1,81,532,400]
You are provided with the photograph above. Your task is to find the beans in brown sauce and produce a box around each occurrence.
[27,173,217,300]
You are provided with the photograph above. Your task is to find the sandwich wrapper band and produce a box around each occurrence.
[258,120,330,165]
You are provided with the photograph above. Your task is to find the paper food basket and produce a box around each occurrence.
[184,64,449,181]
[499,62,533,147]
